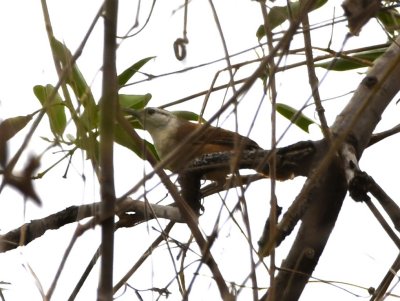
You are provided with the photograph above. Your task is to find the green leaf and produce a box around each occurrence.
[172,110,207,123]
[119,93,152,109]
[118,56,156,87]
[377,9,400,36]
[0,114,35,168]
[256,0,328,40]
[114,124,159,160]
[276,103,315,133]
[50,37,97,129]
[50,38,93,104]
[34,85,67,136]
[315,49,386,71]
[0,114,34,141]
[71,132,99,163]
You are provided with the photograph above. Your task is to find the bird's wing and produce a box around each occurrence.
[178,121,260,150]
[205,127,260,150]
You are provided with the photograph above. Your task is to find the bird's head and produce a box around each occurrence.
[124,107,182,159]
[125,107,179,134]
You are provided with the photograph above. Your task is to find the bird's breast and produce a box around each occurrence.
[152,132,177,160]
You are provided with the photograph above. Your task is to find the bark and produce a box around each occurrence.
[266,34,400,301]
[98,0,118,300]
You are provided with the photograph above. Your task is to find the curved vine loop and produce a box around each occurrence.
[173,37,189,61]
[173,0,189,60]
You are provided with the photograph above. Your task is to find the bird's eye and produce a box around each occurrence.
[147,108,155,115]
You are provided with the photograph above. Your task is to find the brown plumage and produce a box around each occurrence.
[126,107,261,183]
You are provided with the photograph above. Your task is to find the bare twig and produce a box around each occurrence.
[301,6,331,141]
[68,245,101,301]
[258,2,279,299]
[349,171,400,231]
[368,123,400,146]
[371,252,400,301]
[113,222,175,294]
[208,0,236,93]
[118,113,234,299]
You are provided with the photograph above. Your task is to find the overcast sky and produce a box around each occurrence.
[0,0,400,300]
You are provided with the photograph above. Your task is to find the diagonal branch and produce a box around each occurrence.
[0,199,181,254]
[265,33,400,301]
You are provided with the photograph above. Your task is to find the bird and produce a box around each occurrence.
[124,107,261,185]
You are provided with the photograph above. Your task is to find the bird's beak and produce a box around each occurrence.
[122,107,142,121]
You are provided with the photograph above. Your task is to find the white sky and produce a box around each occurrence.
[1,0,400,300]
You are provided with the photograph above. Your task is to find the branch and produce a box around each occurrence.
[348,170,400,300]
[368,123,400,146]
[177,141,316,213]
[185,140,316,180]
[0,205,87,253]
[349,171,400,231]
[0,198,183,253]
[371,253,400,300]
[98,0,118,298]
[0,140,316,253]
[267,33,400,301]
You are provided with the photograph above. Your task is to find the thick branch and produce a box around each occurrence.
[179,141,315,214]
[269,34,400,300]
[185,141,316,180]
[0,140,317,253]
[331,35,400,156]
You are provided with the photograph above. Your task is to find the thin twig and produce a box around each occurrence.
[117,110,234,300]
[46,226,80,299]
[301,6,332,142]
[364,199,400,249]
[368,177,400,231]
[258,1,279,300]
[68,245,101,301]
[208,0,236,94]
[113,222,175,294]
[371,252,400,301]
[368,123,400,146]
